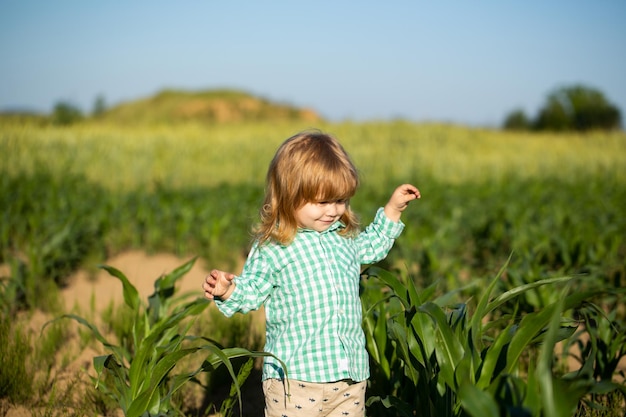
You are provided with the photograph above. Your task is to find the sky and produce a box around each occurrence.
[1,1,625,127]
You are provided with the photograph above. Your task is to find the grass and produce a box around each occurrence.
[3,121,623,283]
[0,310,95,415]
[1,120,625,415]
[2,122,624,190]
[2,122,624,308]
[0,313,32,402]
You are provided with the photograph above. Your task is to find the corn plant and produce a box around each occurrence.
[44,257,279,417]
[567,299,626,415]
[361,261,621,417]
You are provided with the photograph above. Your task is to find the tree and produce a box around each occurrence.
[503,108,531,131]
[533,84,621,132]
[92,94,107,117]
[51,101,84,125]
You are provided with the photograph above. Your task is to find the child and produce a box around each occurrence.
[203,130,419,417]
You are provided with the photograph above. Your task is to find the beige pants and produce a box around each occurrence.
[263,378,366,417]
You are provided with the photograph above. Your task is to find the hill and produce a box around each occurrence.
[98,89,322,124]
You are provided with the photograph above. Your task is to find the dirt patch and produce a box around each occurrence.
[61,250,209,314]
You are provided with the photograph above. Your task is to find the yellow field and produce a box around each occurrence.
[3,121,625,191]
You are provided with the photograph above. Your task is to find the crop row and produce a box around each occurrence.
[1,122,625,415]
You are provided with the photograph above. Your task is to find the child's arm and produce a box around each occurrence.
[203,269,236,300]
[383,183,421,222]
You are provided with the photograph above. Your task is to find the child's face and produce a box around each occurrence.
[295,200,347,232]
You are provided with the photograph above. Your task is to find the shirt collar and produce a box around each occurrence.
[298,220,344,234]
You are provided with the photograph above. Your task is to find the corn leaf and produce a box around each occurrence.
[99,264,141,311]
[458,382,499,417]
[475,323,515,389]
[486,275,572,316]
[469,254,511,353]
[364,303,391,377]
[365,395,415,417]
[44,314,127,362]
[505,289,597,373]
[158,256,197,290]
[418,302,464,388]
[126,348,200,417]
[388,321,419,384]
[365,266,410,308]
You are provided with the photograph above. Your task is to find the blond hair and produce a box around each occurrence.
[254,130,360,245]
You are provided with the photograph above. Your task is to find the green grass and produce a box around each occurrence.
[3,122,624,190]
[0,313,32,403]
[1,121,624,308]
[1,120,625,415]
[0,310,95,415]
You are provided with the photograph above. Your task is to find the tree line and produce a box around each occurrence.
[503,84,622,132]
[43,84,624,131]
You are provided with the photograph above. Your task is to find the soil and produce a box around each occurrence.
[62,250,210,314]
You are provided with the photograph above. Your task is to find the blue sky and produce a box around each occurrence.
[1,1,625,126]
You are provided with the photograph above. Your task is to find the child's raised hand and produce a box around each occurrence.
[203,269,236,300]
[384,184,420,222]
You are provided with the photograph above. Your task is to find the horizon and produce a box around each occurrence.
[1,1,625,127]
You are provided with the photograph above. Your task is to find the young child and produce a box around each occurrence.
[203,130,420,417]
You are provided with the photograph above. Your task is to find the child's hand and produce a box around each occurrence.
[384,184,420,222]
[203,269,236,300]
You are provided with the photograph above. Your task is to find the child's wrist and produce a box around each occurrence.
[221,282,236,300]
[383,204,402,222]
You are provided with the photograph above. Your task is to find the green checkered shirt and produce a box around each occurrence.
[215,207,404,383]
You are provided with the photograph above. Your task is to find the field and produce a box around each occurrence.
[1,120,625,416]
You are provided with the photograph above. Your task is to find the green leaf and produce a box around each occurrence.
[99,264,141,311]
[126,348,200,417]
[128,298,209,397]
[408,305,436,365]
[93,355,108,378]
[365,266,410,308]
[458,383,499,417]
[387,321,419,384]
[158,256,197,290]
[505,289,598,374]
[93,354,131,411]
[365,395,415,417]
[39,223,72,257]
[524,356,541,414]
[407,315,434,371]
[418,302,464,388]
[537,283,582,417]
[469,253,512,352]
[148,257,198,322]
[476,323,515,389]
[486,275,573,316]
[364,303,391,377]
[220,358,255,417]
[147,389,160,416]
[44,314,127,362]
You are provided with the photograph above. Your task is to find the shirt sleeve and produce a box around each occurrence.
[214,245,275,317]
[355,207,405,265]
